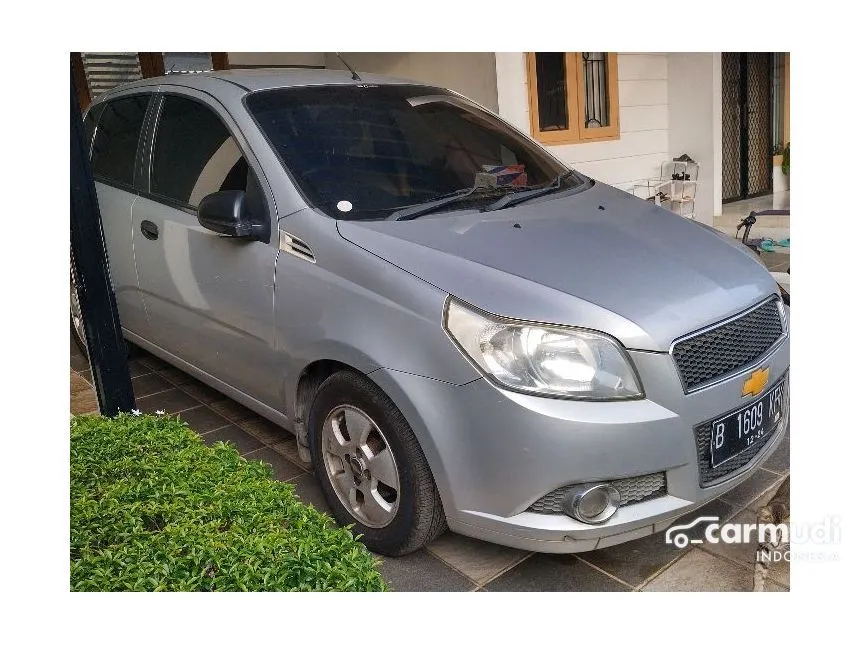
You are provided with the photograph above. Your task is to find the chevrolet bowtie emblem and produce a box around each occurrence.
[742,367,770,398]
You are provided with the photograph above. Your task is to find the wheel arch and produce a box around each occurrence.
[291,358,366,462]
[289,356,456,522]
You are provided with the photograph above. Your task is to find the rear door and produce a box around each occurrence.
[89,92,153,337]
[131,89,280,406]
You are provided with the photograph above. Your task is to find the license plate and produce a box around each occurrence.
[710,377,787,468]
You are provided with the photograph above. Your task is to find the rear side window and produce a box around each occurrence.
[91,95,150,187]
[151,95,248,208]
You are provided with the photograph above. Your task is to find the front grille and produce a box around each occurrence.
[672,297,784,392]
[528,472,666,514]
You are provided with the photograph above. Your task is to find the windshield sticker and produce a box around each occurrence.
[336,200,353,213]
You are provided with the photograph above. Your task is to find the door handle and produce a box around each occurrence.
[140,220,159,241]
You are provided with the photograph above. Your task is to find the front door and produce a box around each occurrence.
[131,91,281,408]
[722,52,773,202]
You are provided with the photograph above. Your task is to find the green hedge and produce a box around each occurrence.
[70,413,387,591]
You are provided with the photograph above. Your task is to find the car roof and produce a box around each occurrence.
[96,68,421,102]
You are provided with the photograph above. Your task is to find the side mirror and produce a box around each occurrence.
[197,190,268,241]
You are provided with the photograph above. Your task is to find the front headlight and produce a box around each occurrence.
[443,298,644,400]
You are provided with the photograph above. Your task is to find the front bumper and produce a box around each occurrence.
[369,335,790,553]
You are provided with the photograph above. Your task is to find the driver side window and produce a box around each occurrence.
[151,95,261,213]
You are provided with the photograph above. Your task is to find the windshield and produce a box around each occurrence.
[246,85,586,220]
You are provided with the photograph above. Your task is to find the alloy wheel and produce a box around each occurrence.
[321,404,401,528]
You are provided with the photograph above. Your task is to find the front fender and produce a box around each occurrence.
[273,211,480,419]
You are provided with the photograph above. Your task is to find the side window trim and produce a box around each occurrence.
[135,91,163,194]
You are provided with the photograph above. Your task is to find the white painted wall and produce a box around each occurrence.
[773,166,789,193]
[324,53,499,112]
[495,52,669,190]
[667,52,722,225]
[226,52,499,111]
[227,52,325,67]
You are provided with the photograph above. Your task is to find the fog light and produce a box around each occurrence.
[562,483,621,524]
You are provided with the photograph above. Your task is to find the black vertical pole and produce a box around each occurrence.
[70,71,135,416]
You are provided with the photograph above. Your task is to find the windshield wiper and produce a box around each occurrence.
[481,170,575,212]
[388,186,513,221]
[387,187,477,221]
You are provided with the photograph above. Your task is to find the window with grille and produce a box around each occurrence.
[527,52,620,145]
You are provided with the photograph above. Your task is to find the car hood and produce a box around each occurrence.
[336,182,778,351]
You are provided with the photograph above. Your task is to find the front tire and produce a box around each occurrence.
[308,370,446,556]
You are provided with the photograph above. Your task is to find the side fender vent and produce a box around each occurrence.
[279,231,316,264]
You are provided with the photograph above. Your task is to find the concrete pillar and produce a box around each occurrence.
[667,53,722,225]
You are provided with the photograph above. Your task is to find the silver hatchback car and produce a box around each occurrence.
[74,69,789,556]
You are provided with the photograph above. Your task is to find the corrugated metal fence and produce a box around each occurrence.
[80,53,142,99]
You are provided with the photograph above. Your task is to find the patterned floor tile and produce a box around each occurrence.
[426,532,530,586]
[136,388,199,414]
[289,472,332,515]
[200,424,265,456]
[376,550,473,592]
[131,373,174,398]
[485,554,629,592]
[176,406,232,434]
[239,417,294,446]
[643,548,754,592]
[244,447,306,481]
[208,398,259,423]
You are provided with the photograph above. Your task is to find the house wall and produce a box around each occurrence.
[495,52,669,192]
[227,53,325,68]
[226,52,499,112]
[773,166,789,193]
[667,52,722,225]
[323,53,499,112]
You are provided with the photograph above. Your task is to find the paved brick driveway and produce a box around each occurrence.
[71,336,789,591]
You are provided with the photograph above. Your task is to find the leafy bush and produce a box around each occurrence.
[70,413,387,591]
